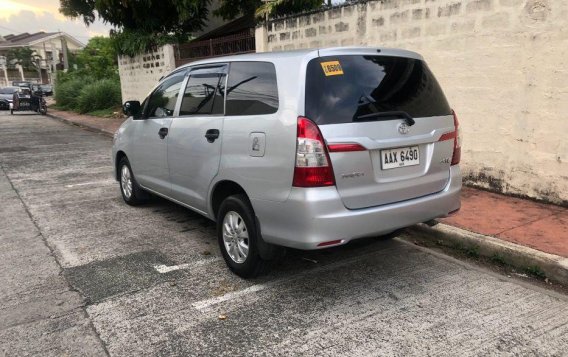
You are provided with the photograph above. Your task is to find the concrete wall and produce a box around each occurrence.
[257,0,568,205]
[118,45,177,103]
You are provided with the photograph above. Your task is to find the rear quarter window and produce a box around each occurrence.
[226,62,278,116]
[305,55,451,125]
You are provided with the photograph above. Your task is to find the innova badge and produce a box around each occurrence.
[398,123,410,135]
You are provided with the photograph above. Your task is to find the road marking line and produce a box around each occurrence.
[65,180,114,188]
[191,250,387,312]
[154,263,192,273]
[192,284,268,311]
[153,257,223,273]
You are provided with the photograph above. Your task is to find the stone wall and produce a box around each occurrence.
[118,45,177,103]
[257,0,568,205]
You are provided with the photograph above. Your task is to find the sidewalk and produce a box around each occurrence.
[441,187,568,258]
[48,109,568,282]
[48,109,125,136]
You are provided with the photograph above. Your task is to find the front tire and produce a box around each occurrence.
[217,194,267,278]
[118,157,148,206]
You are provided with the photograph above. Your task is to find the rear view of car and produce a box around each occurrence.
[306,53,460,209]
[253,49,461,254]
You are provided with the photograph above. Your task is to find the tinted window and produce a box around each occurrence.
[145,70,186,118]
[305,55,451,125]
[180,68,226,116]
[226,62,278,116]
[0,87,18,94]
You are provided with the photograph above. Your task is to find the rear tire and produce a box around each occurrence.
[217,194,267,278]
[118,157,149,206]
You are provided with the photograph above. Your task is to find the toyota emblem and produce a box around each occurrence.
[398,123,410,135]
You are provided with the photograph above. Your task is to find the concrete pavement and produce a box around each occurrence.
[1,112,568,356]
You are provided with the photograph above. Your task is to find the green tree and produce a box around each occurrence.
[5,47,43,80]
[217,0,324,21]
[75,36,118,79]
[5,47,42,71]
[59,0,210,55]
[59,0,326,56]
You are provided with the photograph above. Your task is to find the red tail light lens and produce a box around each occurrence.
[451,110,461,165]
[293,117,336,187]
[438,110,461,165]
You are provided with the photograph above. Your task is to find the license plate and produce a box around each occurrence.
[381,146,420,170]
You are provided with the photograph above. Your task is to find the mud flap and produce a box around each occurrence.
[255,216,286,260]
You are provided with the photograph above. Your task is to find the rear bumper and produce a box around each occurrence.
[252,166,461,250]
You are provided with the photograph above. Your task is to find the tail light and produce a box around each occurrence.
[438,110,461,165]
[293,117,336,187]
[451,110,461,165]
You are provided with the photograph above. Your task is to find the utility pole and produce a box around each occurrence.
[0,56,8,87]
[60,32,69,71]
[51,43,57,86]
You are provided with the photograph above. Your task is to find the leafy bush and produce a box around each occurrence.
[76,79,122,114]
[54,76,93,110]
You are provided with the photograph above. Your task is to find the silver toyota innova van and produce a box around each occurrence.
[113,47,462,277]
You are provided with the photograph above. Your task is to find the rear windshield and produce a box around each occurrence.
[305,55,451,125]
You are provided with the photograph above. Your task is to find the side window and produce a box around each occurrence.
[226,62,278,116]
[145,70,187,118]
[179,68,226,116]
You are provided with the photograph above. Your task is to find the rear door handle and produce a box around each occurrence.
[158,127,168,139]
[204,129,220,143]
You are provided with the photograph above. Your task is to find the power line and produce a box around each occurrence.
[0,24,25,34]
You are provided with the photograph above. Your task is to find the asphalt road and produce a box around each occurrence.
[1,112,567,356]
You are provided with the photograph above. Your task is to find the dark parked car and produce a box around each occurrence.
[39,84,53,96]
[0,87,20,110]
[12,81,33,89]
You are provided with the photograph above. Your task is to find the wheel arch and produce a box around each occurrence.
[210,180,249,220]
[115,150,127,181]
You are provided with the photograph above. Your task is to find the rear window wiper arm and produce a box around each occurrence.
[354,111,416,126]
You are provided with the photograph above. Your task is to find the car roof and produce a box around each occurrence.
[180,46,423,69]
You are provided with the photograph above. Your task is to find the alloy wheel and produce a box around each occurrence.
[222,211,249,263]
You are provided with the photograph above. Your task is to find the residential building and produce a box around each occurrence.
[0,31,84,86]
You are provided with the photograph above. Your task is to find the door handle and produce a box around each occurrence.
[158,127,168,139]
[204,129,220,143]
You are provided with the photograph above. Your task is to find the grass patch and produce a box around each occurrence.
[88,107,122,118]
[464,246,480,258]
[490,253,507,266]
[525,265,546,279]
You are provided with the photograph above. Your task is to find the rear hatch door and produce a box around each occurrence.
[305,53,455,209]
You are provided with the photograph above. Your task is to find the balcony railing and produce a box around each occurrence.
[175,31,255,66]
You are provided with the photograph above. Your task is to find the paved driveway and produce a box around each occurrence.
[1,112,567,356]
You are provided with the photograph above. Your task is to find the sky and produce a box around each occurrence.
[0,0,114,44]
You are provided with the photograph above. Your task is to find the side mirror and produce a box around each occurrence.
[123,100,142,119]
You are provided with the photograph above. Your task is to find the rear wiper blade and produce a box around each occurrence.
[354,111,415,126]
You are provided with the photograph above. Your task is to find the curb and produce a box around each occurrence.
[47,112,115,138]
[408,223,568,286]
